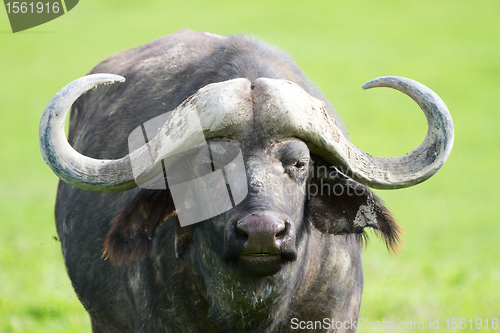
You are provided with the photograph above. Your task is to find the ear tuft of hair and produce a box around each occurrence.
[103,190,175,264]
[369,196,403,254]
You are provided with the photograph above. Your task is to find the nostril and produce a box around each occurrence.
[235,225,249,241]
[275,226,286,238]
[276,221,291,239]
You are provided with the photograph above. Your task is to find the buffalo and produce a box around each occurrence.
[39,29,453,332]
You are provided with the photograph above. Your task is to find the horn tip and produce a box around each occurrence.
[362,76,399,90]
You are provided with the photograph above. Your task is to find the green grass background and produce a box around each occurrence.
[0,0,499,332]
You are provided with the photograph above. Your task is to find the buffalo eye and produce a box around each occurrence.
[194,139,241,177]
[290,159,308,172]
[274,139,310,179]
[196,155,214,175]
[285,157,310,180]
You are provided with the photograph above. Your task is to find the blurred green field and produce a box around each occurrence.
[0,0,499,332]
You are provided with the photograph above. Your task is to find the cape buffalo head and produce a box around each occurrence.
[39,75,454,280]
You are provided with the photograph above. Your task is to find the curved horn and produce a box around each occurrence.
[252,76,454,189]
[39,74,138,192]
[356,76,455,189]
[40,74,252,192]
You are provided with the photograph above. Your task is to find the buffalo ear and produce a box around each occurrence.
[103,190,176,264]
[307,168,402,253]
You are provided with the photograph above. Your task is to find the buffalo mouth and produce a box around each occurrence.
[239,253,281,261]
[234,252,296,277]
